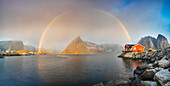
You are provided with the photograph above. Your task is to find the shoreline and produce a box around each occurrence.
[94,47,170,86]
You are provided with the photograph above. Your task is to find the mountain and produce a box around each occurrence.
[60,36,122,54]
[138,34,169,49]
[156,34,169,49]
[25,45,36,52]
[85,41,104,54]
[0,40,24,51]
[60,36,91,54]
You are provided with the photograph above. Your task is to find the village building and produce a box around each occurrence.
[124,44,135,51]
[124,44,145,52]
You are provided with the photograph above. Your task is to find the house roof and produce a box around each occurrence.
[125,44,145,48]
[125,44,135,47]
[133,44,145,48]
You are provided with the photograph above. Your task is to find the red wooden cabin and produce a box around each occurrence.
[132,44,144,52]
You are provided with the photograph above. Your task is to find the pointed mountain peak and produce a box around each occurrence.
[157,34,166,40]
[60,36,90,54]
[71,36,83,43]
[74,36,81,40]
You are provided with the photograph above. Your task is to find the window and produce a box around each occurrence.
[134,47,136,50]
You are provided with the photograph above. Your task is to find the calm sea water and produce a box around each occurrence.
[0,53,144,86]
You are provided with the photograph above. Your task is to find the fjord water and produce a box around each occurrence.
[0,53,144,86]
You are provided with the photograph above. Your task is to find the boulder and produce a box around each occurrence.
[154,67,163,72]
[140,69,156,80]
[150,58,156,63]
[147,64,154,69]
[153,61,159,68]
[158,57,170,68]
[164,82,170,86]
[154,69,170,86]
[139,81,157,86]
[129,77,141,86]
[143,56,148,60]
[157,52,164,60]
[134,69,143,75]
[136,65,148,70]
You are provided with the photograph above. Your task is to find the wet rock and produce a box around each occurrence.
[158,57,170,68]
[136,65,148,70]
[164,82,170,86]
[147,64,154,69]
[157,52,164,60]
[154,67,163,72]
[129,77,136,81]
[153,61,159,68]
[139,81,157,86]
[129,77,141,86]
[140,69,156,80]
[134,69,143,75]
[117,81,129,86]
[154,69,170,86]
[93,82,103,86]
[143,56,148,60]
[150,58,156,63]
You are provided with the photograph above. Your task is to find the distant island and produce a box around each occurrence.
[0,40,44,56]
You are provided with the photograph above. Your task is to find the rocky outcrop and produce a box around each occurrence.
[138,34,169,49]
[0,40,24,51]
[154,69,170,86]
[116,47,170,86]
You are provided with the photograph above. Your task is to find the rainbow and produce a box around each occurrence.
[93,8,131,42]
[38,9,131,52]
[37,11,69,52]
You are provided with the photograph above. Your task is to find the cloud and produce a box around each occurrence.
[0,0,169,50]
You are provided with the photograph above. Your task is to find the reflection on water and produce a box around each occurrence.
[121,59,145,77]
[0,54,145,86]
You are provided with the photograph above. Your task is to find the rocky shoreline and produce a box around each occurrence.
[94,47,170,86]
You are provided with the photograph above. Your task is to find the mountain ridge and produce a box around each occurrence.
[138,34,169,49]
[60,36,122,54]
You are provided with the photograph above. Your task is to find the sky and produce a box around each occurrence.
[0,0,169,50]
